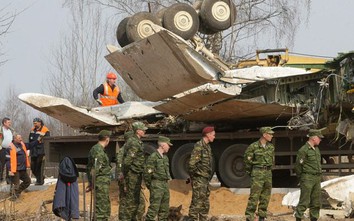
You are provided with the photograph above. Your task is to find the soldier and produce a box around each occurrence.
[188,126,215,221]
[144,136,172,221]
[244,127,275,221]
[294,129,324,221]
[123,121,148,220]
[86,130,112,220]
[116,130,146,220]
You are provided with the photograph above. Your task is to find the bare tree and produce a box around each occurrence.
[90,0,310,62]
[0,87,32,139]
[0,4,17,67]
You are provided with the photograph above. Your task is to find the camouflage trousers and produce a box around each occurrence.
[123,171,144,221]
[295,174,321,219]
[95,178,111,221]
[188,176,210,221]
[245,169,272,220]
[145,180,169,221]
[118,181,146,220]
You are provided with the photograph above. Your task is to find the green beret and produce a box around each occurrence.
[98,130,112,137]
[124,130,134,141]
[307,129,324,138]
[158,136,173,146]
[132,121,148,131]
[260,127,274,134]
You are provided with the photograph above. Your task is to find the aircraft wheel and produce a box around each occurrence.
[116,17,131,47]
[218,144,250,188]
[126,12,161,42]
[200,0,236,32]
[162,3,199,40]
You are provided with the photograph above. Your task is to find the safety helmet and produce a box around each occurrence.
[106,72,117,79]
[33,117,43,124]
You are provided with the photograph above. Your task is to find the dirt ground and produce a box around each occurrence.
[0,179,352,220]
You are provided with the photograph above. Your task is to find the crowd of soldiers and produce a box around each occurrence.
[0,117,50,200]
[86,118,324,221]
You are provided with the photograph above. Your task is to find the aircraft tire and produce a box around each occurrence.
[126,12,161,42]
[162,3,200,40]
[200,0,236,32]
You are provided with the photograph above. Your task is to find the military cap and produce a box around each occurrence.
[260,127,274,134]
[202,126,215,135]
[123,130,134,141]
[158,136,173,146]
[307,129,324,138]
[98,130,112,137]
[132,121,148,131]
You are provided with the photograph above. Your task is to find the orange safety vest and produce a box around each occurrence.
[30,125,49,144]
[9,142,30,173]
[99,82,120,106]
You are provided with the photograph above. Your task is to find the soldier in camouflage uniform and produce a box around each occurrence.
[123,121,148,220]
[86,130,112,220]
[244,127,275,221]
[188,126,215,221]
[294,129,323,221]
[144,136,172,221]
[116,130,146,220]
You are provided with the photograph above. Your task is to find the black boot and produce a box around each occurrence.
[295,218,301,221]
[310,218,317,221]
[259,217,265,221]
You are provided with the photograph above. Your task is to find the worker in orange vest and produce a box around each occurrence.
[93,72,125,106]
[7,134,31,199]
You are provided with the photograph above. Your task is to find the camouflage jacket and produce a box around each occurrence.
[244,140,274,174]
[116,146,125,176]
[294,142,322,177]
[123,134,145,174]
[189,139,213,179]
[144,151,171,188]
[87,143,111,185]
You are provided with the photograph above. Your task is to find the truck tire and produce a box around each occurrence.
[171,143,216,180]
[218,144,250,188]
[171,143,194,179]
[126,12,161,43]
[200,0,236,32]
[143,142,157,155]
[116,17,131,47]
[162,3,199,40]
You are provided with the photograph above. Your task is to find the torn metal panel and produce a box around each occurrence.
[182,99,295,122]
[154,85,235,115]
[105,30,223,101]
[221,66,312,84]
[18,93,162,129]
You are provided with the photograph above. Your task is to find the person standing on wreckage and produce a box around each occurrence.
[244,127,275,221]
[93,72,125,106]
[123,121,148,220]
[86,130,112,220]
[294,129,324,221]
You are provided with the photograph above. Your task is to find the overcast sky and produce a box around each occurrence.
[1,0,354,101]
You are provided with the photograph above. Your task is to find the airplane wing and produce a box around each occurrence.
[18,93,162,131]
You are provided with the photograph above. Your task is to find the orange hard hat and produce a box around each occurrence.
[106,72,117,79]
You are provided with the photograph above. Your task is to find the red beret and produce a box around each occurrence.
[202,126,215,135]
